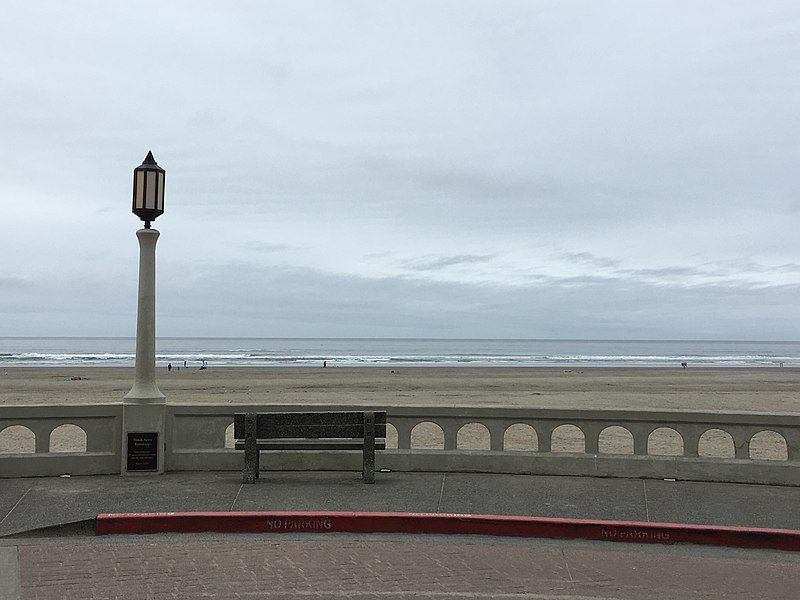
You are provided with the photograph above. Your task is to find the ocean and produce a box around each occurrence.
[0,338,798,368]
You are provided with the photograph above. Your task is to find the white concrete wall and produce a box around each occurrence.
[0,404,122,477]
[2,403,798,485]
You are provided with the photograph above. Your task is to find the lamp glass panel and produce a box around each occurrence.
[145,171,157,210]
[157,172,164,210]
[135,171,145,209]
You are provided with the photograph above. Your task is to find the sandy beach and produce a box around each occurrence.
[1,366,798,458]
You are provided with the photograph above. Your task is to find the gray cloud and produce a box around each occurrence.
[151,263,800,339]
[775,264,800,273]
[0,277,32,289]
[708,260,800,276]
[616,266,705,279]
[403,254,496,272]
[556,252,621,269]
[609,260,800,284]
[1,252,798,339]
[239,241,296,253]
[1,1,800,338]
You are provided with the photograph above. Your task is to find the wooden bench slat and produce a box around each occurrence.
[263,412,387,426]
[235,440,387,451]
[234,412,387,438]
[246,424,387,439]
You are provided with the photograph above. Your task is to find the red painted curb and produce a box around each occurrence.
[95,511,800,551]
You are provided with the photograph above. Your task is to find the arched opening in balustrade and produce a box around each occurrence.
[698,429,735,458]
[551,424,585,453]
[224,422,235,449]
[49,424,87,453]
[410,422,444,449]
[0,425,35,454]
[457,423,490,450]
[748,430,788,461]
[504,424,538,451]
[385,423,398,449]
[647,427,683,456]
[598,426,634,454]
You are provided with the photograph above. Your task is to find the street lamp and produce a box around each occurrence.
[123,151,167,474]
[132,151,165,228]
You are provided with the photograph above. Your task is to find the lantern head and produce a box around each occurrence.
[132,151,165,227]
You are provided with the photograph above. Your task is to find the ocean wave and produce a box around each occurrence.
[0,346,797,367]
[0,355,795,367]
[8,353,133,361]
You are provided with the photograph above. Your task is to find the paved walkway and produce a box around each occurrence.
[2,471,800,599]
[3,471,800,537]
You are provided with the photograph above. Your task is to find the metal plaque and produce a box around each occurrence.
[127,432,159,471]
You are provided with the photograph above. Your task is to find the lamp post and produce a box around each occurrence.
[122,151,167,475]
[125,151,166,401]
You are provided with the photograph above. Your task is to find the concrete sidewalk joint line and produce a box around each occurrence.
[436,473,447,512]
[642,480,650,522]
[94,511,800,552]
[0,488,30,527]
[230,483,244,511]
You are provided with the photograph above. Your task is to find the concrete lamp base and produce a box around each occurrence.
[121,402,166,476]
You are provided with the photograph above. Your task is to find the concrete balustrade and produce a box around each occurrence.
[1,403,798,485]
[0,404,122,477]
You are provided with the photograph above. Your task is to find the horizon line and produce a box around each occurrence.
[1,336,800,344]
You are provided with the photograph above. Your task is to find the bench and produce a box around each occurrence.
[233,411,387,484]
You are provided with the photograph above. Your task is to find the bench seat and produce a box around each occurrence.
[234,439,387,451]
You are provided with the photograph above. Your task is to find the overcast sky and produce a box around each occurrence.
[2,1,799,339]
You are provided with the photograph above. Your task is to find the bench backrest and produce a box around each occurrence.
[233,411,387,440]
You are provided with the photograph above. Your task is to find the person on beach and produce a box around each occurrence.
[167,363,172,372]
[681,361,687,369]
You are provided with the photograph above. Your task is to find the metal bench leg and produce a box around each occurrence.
[243,412,259,483]
[363,411,375,484]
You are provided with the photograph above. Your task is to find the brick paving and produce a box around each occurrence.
[14,537,800,599]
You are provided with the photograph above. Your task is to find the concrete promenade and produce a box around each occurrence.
[1,471,799,598]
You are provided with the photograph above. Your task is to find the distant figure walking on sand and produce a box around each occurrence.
[167,363,172,372]
[184,360,187,368]
[323,360,327,368]
[681,361,687,369]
